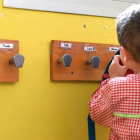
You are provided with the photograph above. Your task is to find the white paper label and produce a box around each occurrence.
[61,43,72,48]
[0,44,13,49]
[84,46,95,52]
[109,47,119,51]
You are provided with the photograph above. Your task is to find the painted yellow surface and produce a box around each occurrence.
[0,1,118,140]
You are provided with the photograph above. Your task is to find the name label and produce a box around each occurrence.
[61,43,72,48]
[84,46,95,52]
[0,44,14,49]
[109,47,119,51]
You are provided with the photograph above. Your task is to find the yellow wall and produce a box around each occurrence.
[0,1,118,140]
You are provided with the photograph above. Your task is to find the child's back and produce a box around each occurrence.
[89,4,140,140]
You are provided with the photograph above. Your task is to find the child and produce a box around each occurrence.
[89,4,140,140]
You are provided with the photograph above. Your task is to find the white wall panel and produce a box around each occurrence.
[3,0,140,17]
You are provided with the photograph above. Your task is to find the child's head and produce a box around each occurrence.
[116,4,140,63]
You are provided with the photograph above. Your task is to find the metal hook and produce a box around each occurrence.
[57,54,72,67]
[9,54,25,68]
[86,56,100,68]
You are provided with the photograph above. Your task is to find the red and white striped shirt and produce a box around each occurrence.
[89,74,140,140]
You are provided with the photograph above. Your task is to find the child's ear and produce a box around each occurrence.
[121,46,132,63]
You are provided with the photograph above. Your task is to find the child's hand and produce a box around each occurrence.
[109,55,128,78]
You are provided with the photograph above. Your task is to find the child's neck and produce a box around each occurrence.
[130,62,140,74]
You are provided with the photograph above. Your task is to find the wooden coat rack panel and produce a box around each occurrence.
[0,39,19,82]
[50,40,119,81]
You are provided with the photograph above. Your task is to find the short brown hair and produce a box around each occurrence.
[116,4,140,63]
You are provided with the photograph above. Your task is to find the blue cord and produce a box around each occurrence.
[88,114,96,140]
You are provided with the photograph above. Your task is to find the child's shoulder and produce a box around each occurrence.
[100,74,139,89]
[110,74,139,85]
